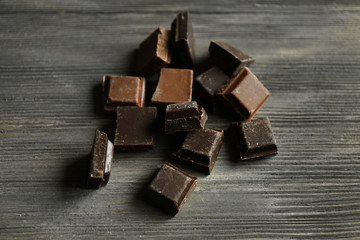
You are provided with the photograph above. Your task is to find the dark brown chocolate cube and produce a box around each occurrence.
[151,68,193,107]
[114,106,157,151]
[146,162,198,216]
[209,41,255,76]
[165,101,208,134]
[135,27,171,76]
[194,67,229,110]
[217,67,270,120]
[102,75,146,111]
[173,128,224,174]
[87,130,114,188]
[232,117,277,160]
[171,11,195,68]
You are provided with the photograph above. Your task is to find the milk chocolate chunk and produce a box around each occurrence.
[114,106,157,151]
[209,41,255,76]
[151,68,193,107]
[165,101,207,134]
[171,11,195,68]
[102,75,145,111]
[194,67,229,109]
[173,128,224,174]
[232,117,277,161]
[217,67,270,120]
[87,130,114,188]
[146,162,198,216]
[135,27,171,76]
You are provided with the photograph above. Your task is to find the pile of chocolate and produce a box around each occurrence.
[87,11,278,216]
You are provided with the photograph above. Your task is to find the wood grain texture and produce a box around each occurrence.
[1,0,360,239]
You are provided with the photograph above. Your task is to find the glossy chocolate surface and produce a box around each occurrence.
[173,128,224,174]
[114,106,157,151]
[171,11,195,68]
[103,138,114,186]
[232,117,277,160]
[165,101,207,134]
[87,130,114,188]
[217,67,270,120]
[146,162,198,215]
[209,41,255,76]
[151,68,193,107]
[102,75,146,111]
[135,27,171,76]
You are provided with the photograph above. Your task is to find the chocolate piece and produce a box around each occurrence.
[209,41,255,76]
[171,11,195,68]
[194,67,229,109]
[87,130,114,188]
[217,67,270,120]
[165,101,208,134]
[103,139,114,186]
[135,27,171,76]
[146,162,198,215]
[173,128,224,174]
[151,68,193,107]
[232,117,277,160]
[114,106,157,151]
[102,75,146,111]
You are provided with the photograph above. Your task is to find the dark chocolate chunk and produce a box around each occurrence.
[173,128,224,174]
[102,75,146,111]
[114,106,157,151]
[146,162,198,215]
[135,27,171,76]
[194,67,229,110]
[151,68,193,107]
[216,67,270,120]
[165,101,208,134]
[232,117,277,160]
[171,11,195,68]
[209,41,255,76]
[87,130,114,188]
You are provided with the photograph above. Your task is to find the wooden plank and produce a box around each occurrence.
[0,1,359,239]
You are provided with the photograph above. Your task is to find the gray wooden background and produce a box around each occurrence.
[1,1,359,239]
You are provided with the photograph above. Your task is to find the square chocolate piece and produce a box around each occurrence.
[87,130,114,188]
[232,117,277,161]
[102,75,145,111]
[217,67,270,120]
[114,106,157,151]
[151,68,193,107]
[194,67,229,109]
[165,101,208,134]
[135,27,171,76]
[146,162,198,216]
[171,11,195,68]
[209,41,255,76]
[173,128,224,174]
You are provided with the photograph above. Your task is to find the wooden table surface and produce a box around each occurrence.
[1,1,359,239]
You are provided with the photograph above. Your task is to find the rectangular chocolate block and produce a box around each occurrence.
[151,68,193,107]
[165,101,208,134]
[135,27,171,76]
[232,117,277,160]
[209,41,255,76]
[114,106,157,151]
[173,128,224,174]
[87,130,114,188]
[146,162,198,215]
[102,75,145,111]
[194,67,229,110]
[171,11,195,68]
[216,67,270,120]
